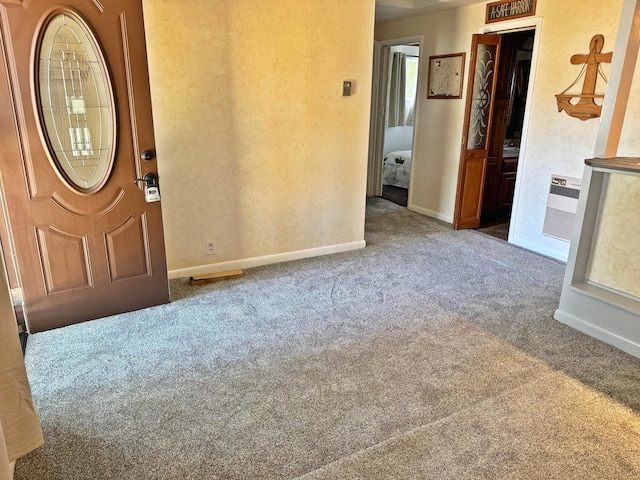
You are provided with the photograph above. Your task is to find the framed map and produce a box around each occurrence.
[427,53,465,99]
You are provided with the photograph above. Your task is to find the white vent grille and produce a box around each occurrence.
[542,175,582,242]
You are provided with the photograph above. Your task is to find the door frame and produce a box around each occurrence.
[367,35,422,202]
[0,172,22,302]
[475,16,543,240]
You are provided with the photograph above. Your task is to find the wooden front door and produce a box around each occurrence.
[0,0,169,332]
[453,34,502,229]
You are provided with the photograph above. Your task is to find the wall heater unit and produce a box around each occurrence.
[542,174,582,242]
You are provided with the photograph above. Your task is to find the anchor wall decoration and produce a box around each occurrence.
[556,34,613,121]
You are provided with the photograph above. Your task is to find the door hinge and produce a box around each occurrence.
[10,287,23,306]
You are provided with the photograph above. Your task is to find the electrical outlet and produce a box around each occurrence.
[206,241,215,255]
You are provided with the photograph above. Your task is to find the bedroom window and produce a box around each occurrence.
[388,49,420,127]
[405,56,419,125]
[405,56,419,102]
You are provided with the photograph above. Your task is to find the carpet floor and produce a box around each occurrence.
[15,198,640,479]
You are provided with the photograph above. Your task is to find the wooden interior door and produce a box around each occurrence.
[0,0,169,332]
[453,34,502,229]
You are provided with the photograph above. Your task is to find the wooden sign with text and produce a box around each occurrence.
[486,0,536,24]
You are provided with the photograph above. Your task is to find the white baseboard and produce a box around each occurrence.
[407,204,453,224]
[554,308,640,359]
[405,206,568,262]
[168,240,366,279]
[509,236,568,262]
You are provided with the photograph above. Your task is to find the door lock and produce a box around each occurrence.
[134,173,161,202]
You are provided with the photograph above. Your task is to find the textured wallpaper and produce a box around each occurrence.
[586,175,640,298]
[141,0,374,272]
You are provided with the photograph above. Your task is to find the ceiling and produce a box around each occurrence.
[375,0,487,22]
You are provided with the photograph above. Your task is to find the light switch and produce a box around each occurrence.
[342,81,352,96]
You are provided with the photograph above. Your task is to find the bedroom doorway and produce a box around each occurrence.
[367,37,421,208]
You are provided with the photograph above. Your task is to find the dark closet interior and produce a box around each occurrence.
[480,30,534,233]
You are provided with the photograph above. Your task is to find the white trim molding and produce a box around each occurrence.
[168,241,366,279]
[509,236,568,262]
[408,204,453,224]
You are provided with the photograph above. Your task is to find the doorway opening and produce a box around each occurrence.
[477,29,535,241]
[367,39,421,208]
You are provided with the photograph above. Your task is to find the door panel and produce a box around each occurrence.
[457,154,487,221]
[498,171,517,209]
[0,0,169,332]
[482,158,500,210]
[35,225,92,295]
[482,100,507,215]
[453,34,502,229]
[105,214,151,282]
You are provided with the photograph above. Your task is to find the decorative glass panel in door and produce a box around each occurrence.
[467,44,497,150]
[454,34,502,229]
[37,12,115,192]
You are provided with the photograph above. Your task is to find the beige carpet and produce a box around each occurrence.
[15,198,640,479]
[302,369,640,479]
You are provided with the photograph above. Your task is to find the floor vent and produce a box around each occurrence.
[542,175,582,242]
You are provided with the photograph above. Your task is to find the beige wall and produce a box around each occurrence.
[587,175,640,298]
[375,0,632,261]
[142,0,374,276]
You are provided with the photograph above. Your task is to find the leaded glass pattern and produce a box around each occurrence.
[467,44,496,150]
[38,13,115,191]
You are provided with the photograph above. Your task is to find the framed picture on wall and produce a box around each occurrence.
[427,53,465,99]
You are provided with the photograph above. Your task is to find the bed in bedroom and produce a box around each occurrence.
[382,150,412,189]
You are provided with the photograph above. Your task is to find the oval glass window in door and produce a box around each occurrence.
[37,12,115,192]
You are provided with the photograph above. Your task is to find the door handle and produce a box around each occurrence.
[141,149,156,162]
